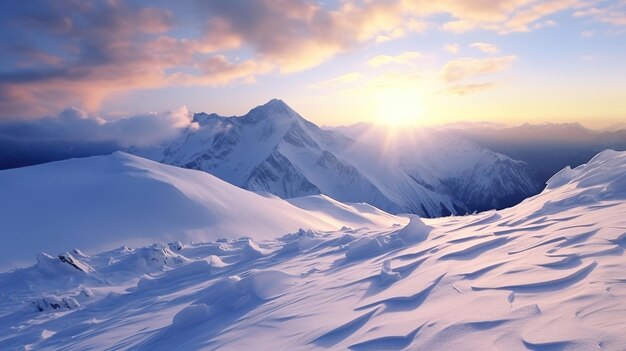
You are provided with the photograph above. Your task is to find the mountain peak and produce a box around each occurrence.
[243,99,301,124]
[192,112,224,125]
[257,98,295,115]
[265,98,287,107]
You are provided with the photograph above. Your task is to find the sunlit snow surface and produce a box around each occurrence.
[1,150,626,350]
[0,152,403,269]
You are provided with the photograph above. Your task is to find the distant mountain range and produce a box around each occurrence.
[329,122,540,213]
[440,122,626,183]
[2,99,625,216]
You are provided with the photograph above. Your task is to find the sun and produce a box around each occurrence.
[375,88,423,126]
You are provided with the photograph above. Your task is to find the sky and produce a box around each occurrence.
[0,0,625,129]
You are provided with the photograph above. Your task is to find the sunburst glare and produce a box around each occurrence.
[375,88,423,126]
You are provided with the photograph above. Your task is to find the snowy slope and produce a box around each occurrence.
[1,149,625,350]
[0,152,405,269]
[133,99,464,217]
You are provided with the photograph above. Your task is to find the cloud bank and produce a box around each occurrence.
[0,106,195,147]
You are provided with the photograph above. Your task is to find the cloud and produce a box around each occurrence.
[365,51,422,67]
[0,1,257,119]
[438,54,516,96]
[574,3,626,26]
[170,56,273,86]
[470,42,500,54]
[197,0,409,73]
[580,30,596,37]
[443,82,497,95]
[421,0,592,34]
[0,0,616,119]
[376,28,407,43]
[309,72,363,89]
[405,18,428,33]
[0,0,423,118]
[444,43,460,54]
[404,0,533,23]
[0,106,195,147]
[533,19,558,29]
[441,55,517,83]
[500,0,584,33]
[440,20,477,33]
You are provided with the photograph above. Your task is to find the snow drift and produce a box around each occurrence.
[0,152,404,269]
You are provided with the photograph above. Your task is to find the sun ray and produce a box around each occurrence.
[375,88,423,127]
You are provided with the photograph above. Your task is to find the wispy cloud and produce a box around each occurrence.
[580,30,596,37]
[443,82,497,95]
[500,0,585,33]
[574,2,626,26]
[444,43,460,54]
[366,51,422,67]
[309,72,363,89]
[430,0,592,34]
[470,42,500,54]
[440,20,477,33]
[441,56,517,83]
[439,54,516,96]
[533,19,558,29]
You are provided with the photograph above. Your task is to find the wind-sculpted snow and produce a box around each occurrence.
[1,150,626,350]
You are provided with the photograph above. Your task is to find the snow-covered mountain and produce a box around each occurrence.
[335,123,541,212]
[0,152,404,269]
[135,99,538,216]
[1,149,625,350]
[441,122,626,184]
[134,99,464,217]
